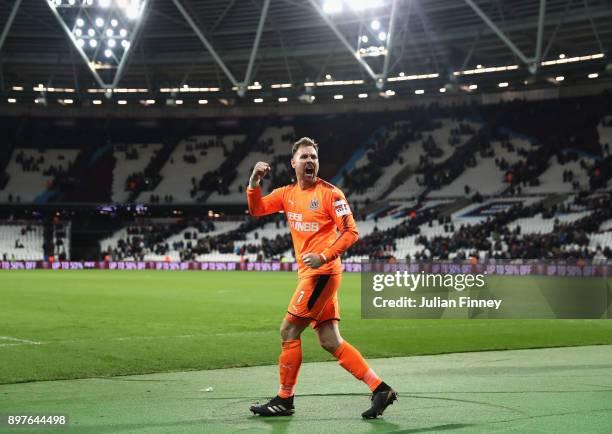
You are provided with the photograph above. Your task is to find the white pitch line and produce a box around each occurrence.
[0,336,41,344]
[0,330,276,348]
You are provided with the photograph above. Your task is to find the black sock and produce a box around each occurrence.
[373,381,391,394]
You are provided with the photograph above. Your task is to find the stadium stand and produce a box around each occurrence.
[207,126,295,204]
[347,118,480,202]
[52,222,71,260]
[1,95,612,263]
[142,135,245,204]
[0,223,44,261]
[112,143,163,203]
[1,148,79,203]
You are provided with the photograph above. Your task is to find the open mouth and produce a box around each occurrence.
[305,166,315,177]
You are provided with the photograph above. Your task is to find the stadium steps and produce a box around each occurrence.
[0,141,16,190]
[37,142,115,203]
[128,140,180,202]
[357,200,391,219]
[380,164,413,199]
[198,117,269,203]
[438,197,473,218]
[541,193,571,209]
[331,125,387,185]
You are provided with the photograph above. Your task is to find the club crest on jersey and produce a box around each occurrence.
[309,198,320,210]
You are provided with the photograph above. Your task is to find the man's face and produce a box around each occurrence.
[291,145,319,182]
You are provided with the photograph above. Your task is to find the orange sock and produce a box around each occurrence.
[333,341,382,392]
[278,339,302,398]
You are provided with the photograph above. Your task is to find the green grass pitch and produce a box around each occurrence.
[1,270,612,385]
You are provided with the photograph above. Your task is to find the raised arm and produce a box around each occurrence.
[246,161,284,216]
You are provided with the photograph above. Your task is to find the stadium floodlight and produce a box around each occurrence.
[350,0,383,11]
[278,97,288,102]
[498,82,509,87]
[541,53,604,66]
[333,94,343,99]
[588,73,599,79]
[325,74,332,80]
[104,49,113,58]
[108,39,116,47]
[468,84,478,90]
[92,99,102,104]
[126,2,142,19]
[298,94,315,103]
[378,31,386,41]
[439,87,446,93]
[559,53,566,59]
[360,35,368,43]
[7,98,16,103]
[198,99,208,104]
[46,0,150,89]
[254,98,264,103]
[415,89,424,94]
[555,76,564,82]
[358,93,368,98]
[12,86,23,91]
[323,0,343,14]
[117,100,127,105]
[175,99,184,105]
[385,89,395,96]
[370,19,380,30]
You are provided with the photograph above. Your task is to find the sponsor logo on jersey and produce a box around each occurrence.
[287,212,303,221]
[289,221,320,232]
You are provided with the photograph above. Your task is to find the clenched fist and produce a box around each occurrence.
[249,161,271,188]
[302,253,324,269]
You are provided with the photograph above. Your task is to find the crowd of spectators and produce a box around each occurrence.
[413,193,612,261]
[343,119,433,194]
[106,222,183,260]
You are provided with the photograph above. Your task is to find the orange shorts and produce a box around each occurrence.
[285,274,341,329]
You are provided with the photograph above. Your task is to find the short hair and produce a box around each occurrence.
[292,137,318,156]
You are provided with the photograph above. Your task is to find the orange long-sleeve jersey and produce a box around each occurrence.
[247,178,359,278]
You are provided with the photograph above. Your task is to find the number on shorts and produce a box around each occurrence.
[296,290,305,304]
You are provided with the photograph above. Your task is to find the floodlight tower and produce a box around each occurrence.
[46,0,150,93]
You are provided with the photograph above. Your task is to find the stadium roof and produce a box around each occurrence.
[0,0,611,102]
